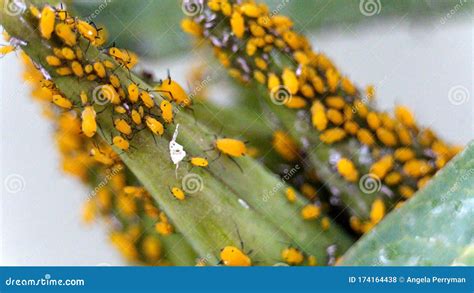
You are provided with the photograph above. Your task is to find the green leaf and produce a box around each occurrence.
[340,141,474,265]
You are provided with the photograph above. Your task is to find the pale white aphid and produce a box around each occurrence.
[169,124,187,176]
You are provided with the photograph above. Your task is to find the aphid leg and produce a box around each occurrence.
[228,156,243,173]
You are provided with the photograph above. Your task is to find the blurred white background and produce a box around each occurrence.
[1,14,472,265]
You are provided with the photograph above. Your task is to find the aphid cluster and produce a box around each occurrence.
[24,3,196,154]
[183,0,462,233]
[17,4,184,265]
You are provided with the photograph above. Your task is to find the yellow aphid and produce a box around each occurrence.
[100,85,120,104]
[301,184,317,200]
[395,106,416,128]
[394,147,415,162]
[319,128,346,144]
[376,127,397,147]
[114,118,132,136]
[311,101,328,131]
[267,73,280,91]
[321,217,331,231]
[141,236,161,262]
[160,100,173,123]
[45,55,61,66]
[285,187,296,203]
[326,109,344,125]
[326,68,339,92]
[55,23,76,46]
[272,130,298,161]
[155,221,174,235]
[285,96,306,109]
[308,255,317,266]
[356,128,375,146]
[353,99,368,118]
[103,60,115,69]
[341,77,356,95]
[181,19,202,36]
[52,94,73,109]
[370,198,385,224]
[81,106,97,137]
[140,91,155,108]
[366,112,381,130]
[370,155,394,179]
[311,75,326,94]
[127,83,139,103]
[113,136,129,151]
[76,20,99,42]
[131,109,142,125]
[155,78,190,107]
[145,116,164,135]
[39,6,55,39]
[344,121,359,135]
[0,44,15,58]
[325,96,346,109]
[215,138,247,157]
[403,159,432,178]
[70,61,84,77]
[191,157,209,167]
[56,66,72,76]
[337,158,359,182]
[230,11,245,38]
[109,74,121,88]
[220,246,251,266]
[82,200,96,224]
[240,3,261,17]
[93,62,106,78]
[349,216,362,233]
[397,126,412,146]
[171,187,185,201]
[301,204,320,220]
[89,148,114,165]
[282,68,299,95]
[29,5,41,18]
[384,171,402,186]
[417,176,431,189]
[61,47,75,60]
[84,64,93,74]
[281,247,304,265]
[399,185,415,199]
[253,70,266,84]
